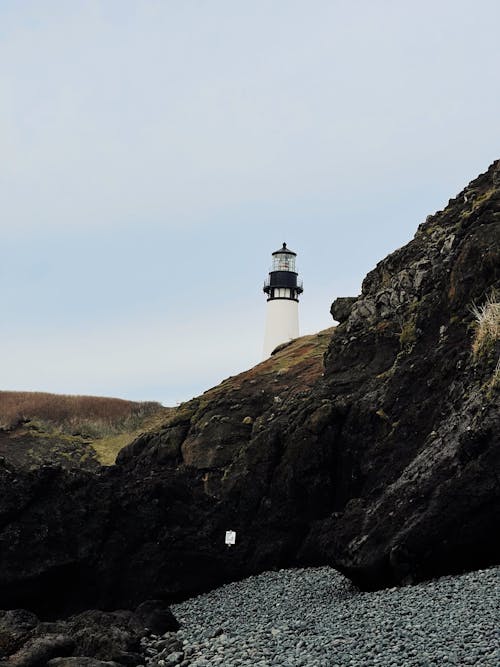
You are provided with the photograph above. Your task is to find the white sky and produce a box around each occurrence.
[1,1,499,405]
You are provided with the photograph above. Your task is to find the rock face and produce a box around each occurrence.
[0,331,333,617]
[0,162,498,615]
[0,422,101,472]
[302,162,500,588]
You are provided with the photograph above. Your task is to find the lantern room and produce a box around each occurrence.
[263,242,303,302]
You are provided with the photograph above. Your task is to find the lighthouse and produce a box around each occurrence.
[262,243,303,358]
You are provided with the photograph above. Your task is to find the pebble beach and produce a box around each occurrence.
[142,565,499,667]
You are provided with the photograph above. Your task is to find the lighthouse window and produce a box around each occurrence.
[272,254,296,272]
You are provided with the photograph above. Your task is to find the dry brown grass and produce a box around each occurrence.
[471,295,500,357]
[491,357,500,390]
[0,391,163,437]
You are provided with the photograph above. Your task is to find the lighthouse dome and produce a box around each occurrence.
[272,242,297,256]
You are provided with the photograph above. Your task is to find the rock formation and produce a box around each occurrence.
[0,603,179,666]
[0,162,498,618]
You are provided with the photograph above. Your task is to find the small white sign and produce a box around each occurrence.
[225,530,236,546]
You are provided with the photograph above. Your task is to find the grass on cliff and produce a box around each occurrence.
[491,358,500,390]
[471,295,500,393]
[471,295,500,357]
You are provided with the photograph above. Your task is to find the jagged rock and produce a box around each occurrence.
[0,162,498,612]
[162,652,184,666]
[0,611,39,658]
[6,634,74,667]
[0,607,178,667]
[330,296,358,323]
[58,610,146,665]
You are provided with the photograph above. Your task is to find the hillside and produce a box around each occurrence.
[118,328,334,476]
[0,330,331,470]
[0,392,169,468]
[0,161,497,618]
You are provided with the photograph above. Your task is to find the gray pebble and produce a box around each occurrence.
[140,565,499,667]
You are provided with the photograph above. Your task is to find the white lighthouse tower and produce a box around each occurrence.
[262,243,303,359]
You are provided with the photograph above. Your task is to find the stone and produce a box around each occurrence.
[58,610,146,664]
[0,610,40,658]
[330,297,358,323]
[134,602,179,635]
[7,634,74,667]
[47,659,122,667]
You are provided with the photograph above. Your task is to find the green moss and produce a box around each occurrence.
[471,189,495,211]
[167,406,195,428]
[423,223,446,238]
[399,319,417,350]
[91,433,137,466]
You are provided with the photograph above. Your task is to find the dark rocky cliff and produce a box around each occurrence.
[303,162,500,587]
[0,162,498,616]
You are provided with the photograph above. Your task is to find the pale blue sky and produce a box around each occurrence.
[1,1,499,404]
